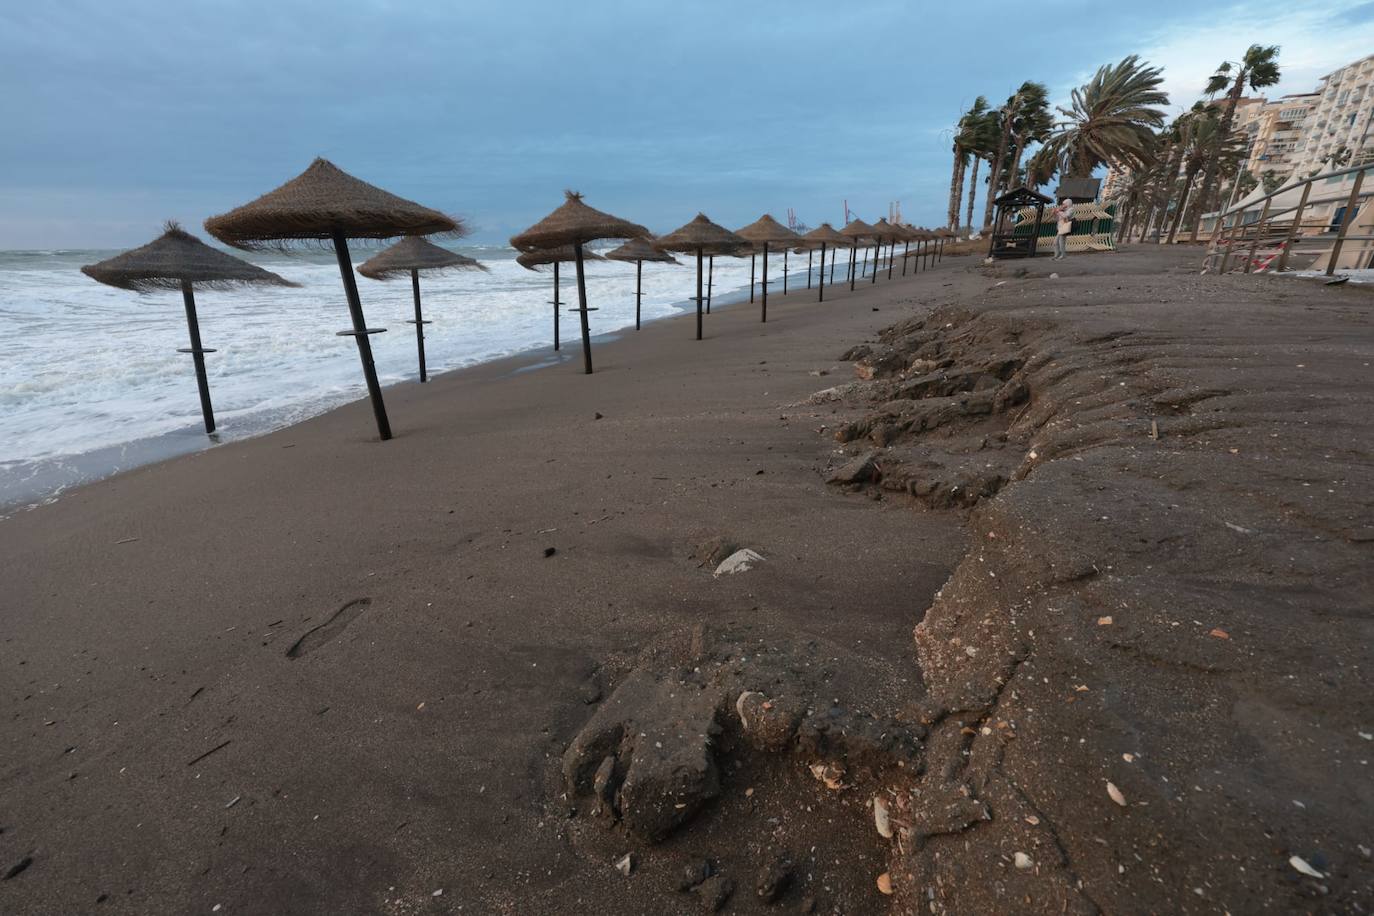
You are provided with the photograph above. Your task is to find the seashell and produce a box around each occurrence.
[874,795,893,839]
[1014,852,1033,870]
[1289,855,1324,879]
[1106,781,1127,807]
[876,872,893,895]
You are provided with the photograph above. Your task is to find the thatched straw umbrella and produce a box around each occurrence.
[81,221,296,436]
[801,224,848,303]
[357,236,487,383]
[204,158,459,441]
[516,245,607,351]
[870,219,900,281]
[936,227,955,262]
[735,215,800,322]
[840,219,876,291]
[605,237,678,331]
[895,225,915,276]
[510,192,647,374]
[653,214,747,341]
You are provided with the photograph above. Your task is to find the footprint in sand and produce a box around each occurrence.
[286,598,371,659]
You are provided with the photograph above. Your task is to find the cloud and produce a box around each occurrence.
[1132,1,1374,113]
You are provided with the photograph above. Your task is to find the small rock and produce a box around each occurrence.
[713,549,765,578]
[1014,852,1033,870]
[826,452,878,486]
[873,795,893,839]
[1048,272,1059,279]
[594,412,604,420]
[679,859,713,892]
[1106,782,1127,807]
[1097,616,1112,626]
[876,872,893,895]
[543,547,557,558]
[756,852,792,902]
[692,535,740,568]
[615,853,634,877]
[695,874,734,911]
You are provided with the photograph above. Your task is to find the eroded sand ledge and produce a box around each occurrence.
[562,253,1374,913]
[2,247,1371,913]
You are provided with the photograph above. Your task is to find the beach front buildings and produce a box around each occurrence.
[1286,53,1374,177]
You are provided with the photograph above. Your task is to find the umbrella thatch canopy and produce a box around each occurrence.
[517,246,606,353]
[734,215,800,322]
[606,237,679,332]
[840,219,877,290]
[204,158,463,441]
[605,237,677,265]
[655,214,748,341]
[510,191,648,252]
[801,223,849,303]
[81,222,297,436]
[82,222,296,292]
[357,237,487,384]
[516,246,607,270]
[357,236,486,279]
[510,192,645,374]
[204,158,459,249]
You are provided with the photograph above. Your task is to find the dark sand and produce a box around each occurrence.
[3,245,1372,915]
[0,256,966,914]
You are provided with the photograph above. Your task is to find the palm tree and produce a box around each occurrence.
[1036,55,1169,179]
[1134,117,1187,242]
[965,106,1001,232]
[1187,44,1280,241]
[947,98,991,230]
[1007,83,1054,194]
[981,82,1052,227]
[1171,110,1245,243]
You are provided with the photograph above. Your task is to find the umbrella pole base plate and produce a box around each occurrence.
[176,347,218,355]
[335,328,388,337]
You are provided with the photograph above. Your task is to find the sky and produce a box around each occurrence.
[2,0,1372,249]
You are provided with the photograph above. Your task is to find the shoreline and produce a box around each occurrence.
[1,260,809,513]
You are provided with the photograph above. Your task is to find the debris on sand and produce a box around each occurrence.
[1014,852,1034,870]
[615,853,634,877]
[1107,782,1127,807]
[713,549,764,577]
[876,872,893,895]
[873,794,893,838]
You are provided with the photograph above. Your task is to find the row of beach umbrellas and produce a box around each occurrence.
[81,159,953,442]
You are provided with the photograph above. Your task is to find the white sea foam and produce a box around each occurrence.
[0,243,823,505]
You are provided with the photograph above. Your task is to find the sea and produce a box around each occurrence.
[0,243,832,512]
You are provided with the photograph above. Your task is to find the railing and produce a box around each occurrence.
[1203,162,1374,276]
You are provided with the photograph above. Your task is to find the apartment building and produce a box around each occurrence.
[1286,53,1374,177]
[1245,93,1318,178]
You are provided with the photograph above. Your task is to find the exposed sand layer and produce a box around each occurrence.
[3,246,1372,914]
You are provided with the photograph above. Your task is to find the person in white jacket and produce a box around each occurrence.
[1053,199,1075,260]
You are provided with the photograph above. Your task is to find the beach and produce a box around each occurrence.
[2,244,1372,914]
